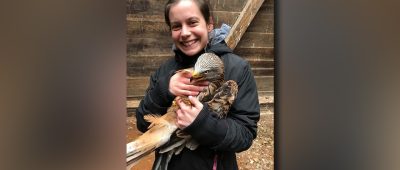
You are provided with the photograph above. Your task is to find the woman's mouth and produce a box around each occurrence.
[181,40,197,47]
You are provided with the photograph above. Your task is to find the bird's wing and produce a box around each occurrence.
[207,80,239,118]
[197,82,219,102]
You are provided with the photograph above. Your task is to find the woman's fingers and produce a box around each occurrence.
[176,96,203,129]
[188,96,202,109]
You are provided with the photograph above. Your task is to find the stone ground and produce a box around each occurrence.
[126,96,274,170]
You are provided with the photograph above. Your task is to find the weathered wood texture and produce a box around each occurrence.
[233,0,274,95]
[127,0,274,97]
[225,0,265,49]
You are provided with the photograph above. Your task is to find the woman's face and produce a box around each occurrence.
[169,0,213,57]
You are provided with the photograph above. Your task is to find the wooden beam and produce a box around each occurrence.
[225,0,265,50]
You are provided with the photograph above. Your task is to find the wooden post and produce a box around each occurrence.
[225,0,265,50]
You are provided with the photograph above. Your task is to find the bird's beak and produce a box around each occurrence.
[190,71,202,82]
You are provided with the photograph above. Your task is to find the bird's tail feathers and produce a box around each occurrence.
[126,139,157,166]
[158,131,186,153]
[126,116,175,167]
[152,151,174,170]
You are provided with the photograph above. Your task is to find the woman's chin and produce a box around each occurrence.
[180,48,201,57]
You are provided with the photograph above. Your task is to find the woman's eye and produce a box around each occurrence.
[189,20,198,26]
[171,25,181,31]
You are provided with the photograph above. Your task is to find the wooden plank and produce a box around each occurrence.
[127,37,173,55]
[127,20,170,35]
[255,76,274,92]
[128,68,156,77]
[127,31,171,44]
[212,11,241,29]
[258,90,274,96]
[236,32,274,48]
[127,76,150,97]
[225,0,265,49]
[127,54,173,77]
[209,0,248,12]
[127,14,165,22]
[258,0,274,14]
[246,13,274,33]
[234,47,274,60]
[247,58,274,68]
[252,67,274,76]
[127,14,170,36]
[127,54,173,67]
[244,0,274,33]
[127,0,167,15]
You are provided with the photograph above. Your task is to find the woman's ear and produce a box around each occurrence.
[207,16,214,32]
[207,23,214,32]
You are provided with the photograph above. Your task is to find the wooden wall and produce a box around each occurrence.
[127,0,274,98]
[233,0,274,95]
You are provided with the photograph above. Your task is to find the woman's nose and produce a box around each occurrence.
[181,25,191,37]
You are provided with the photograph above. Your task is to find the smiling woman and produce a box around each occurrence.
[133,0,261,169]
[166,0,213,57]
[127,0,275,169]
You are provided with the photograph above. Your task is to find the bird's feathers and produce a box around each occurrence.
[207,80,238,118]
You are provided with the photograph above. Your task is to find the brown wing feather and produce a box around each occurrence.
[207,80,238,118]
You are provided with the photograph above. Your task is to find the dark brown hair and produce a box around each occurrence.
[164,0,213,28]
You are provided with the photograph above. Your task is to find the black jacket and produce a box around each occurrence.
[136,41,260,170]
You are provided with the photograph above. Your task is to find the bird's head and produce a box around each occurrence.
[190,53,224,84]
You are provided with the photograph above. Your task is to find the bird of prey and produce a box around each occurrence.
[126,53,238,170]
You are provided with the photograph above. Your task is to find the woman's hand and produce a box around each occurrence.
[176,96,203,129]
[169,70,208,96]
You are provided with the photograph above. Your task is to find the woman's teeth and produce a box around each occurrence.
[183,40,195,47]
